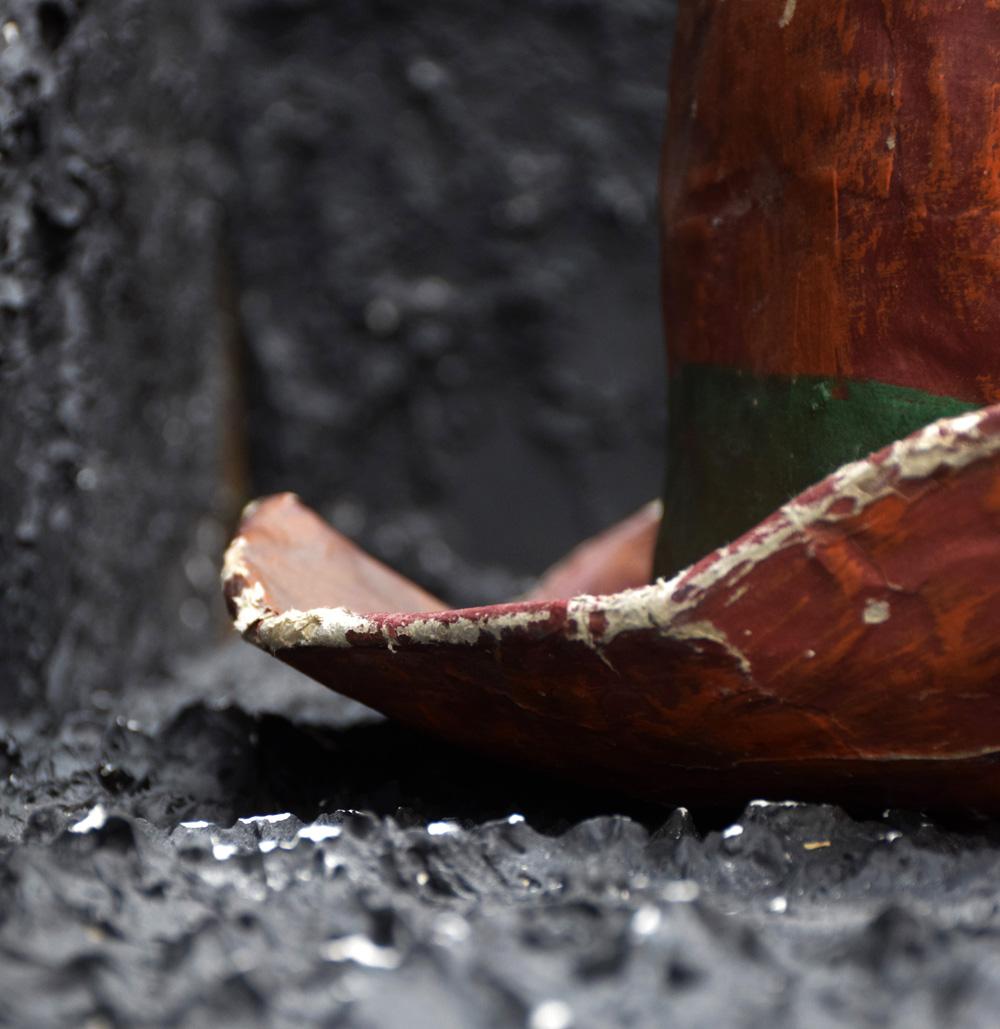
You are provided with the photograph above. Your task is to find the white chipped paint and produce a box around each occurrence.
[397,608,555,647]
[259,606,376,650]
[564,588,752,676]
[231,581,267,635]
[179,820,212,830]
[778,0,797,28]
[867,410,999,485]
[247,599,559,654]
[212,842,239,861]
[221,528,275,634]
[863,598,891,626]
[221,533,249,583]
[70,804,107,834]
[666,619,752,674]
[223,530,271,634]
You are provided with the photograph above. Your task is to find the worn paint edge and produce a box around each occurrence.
[659,365,979,577]
[223,406,1000,665]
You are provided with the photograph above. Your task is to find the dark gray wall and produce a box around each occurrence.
[0,0,673,712]
[217,0,671,605]
[0,0,232,712]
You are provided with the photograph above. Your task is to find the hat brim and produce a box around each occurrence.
[223,404,1000,811]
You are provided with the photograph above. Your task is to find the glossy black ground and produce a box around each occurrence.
[3,642,1000,1028]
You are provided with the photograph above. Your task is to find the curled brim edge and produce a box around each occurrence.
[225,405,1000,664]
[221,404,1000,808]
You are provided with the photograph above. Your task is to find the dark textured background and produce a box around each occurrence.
[0,0,231,713]
[4,1,1000,1026]
[218,0,670,607]
[0,0,669,715]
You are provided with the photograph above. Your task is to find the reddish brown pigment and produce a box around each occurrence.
[662,0,1000,400]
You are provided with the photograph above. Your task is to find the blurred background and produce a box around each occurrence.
[1,0,674,713]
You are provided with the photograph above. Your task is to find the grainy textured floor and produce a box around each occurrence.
[4,642,1000,1028]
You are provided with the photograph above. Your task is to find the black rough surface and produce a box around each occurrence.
[2,0,670,711]
[5,645,1000,1027]
[216,0,671,605]
[0,0,232,713]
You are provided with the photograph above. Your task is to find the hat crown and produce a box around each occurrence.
[656,0,1000,577]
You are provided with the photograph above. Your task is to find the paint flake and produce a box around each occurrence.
[863,599,891,625]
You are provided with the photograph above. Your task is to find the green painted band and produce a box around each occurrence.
[654,365,979,579]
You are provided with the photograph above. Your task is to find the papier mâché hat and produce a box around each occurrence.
[223,1,1000,811]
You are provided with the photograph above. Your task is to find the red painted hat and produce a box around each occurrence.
[224,1,1000,811]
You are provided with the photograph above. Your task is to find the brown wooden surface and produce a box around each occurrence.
[225,493,447,618]
[662,0,1000,398]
